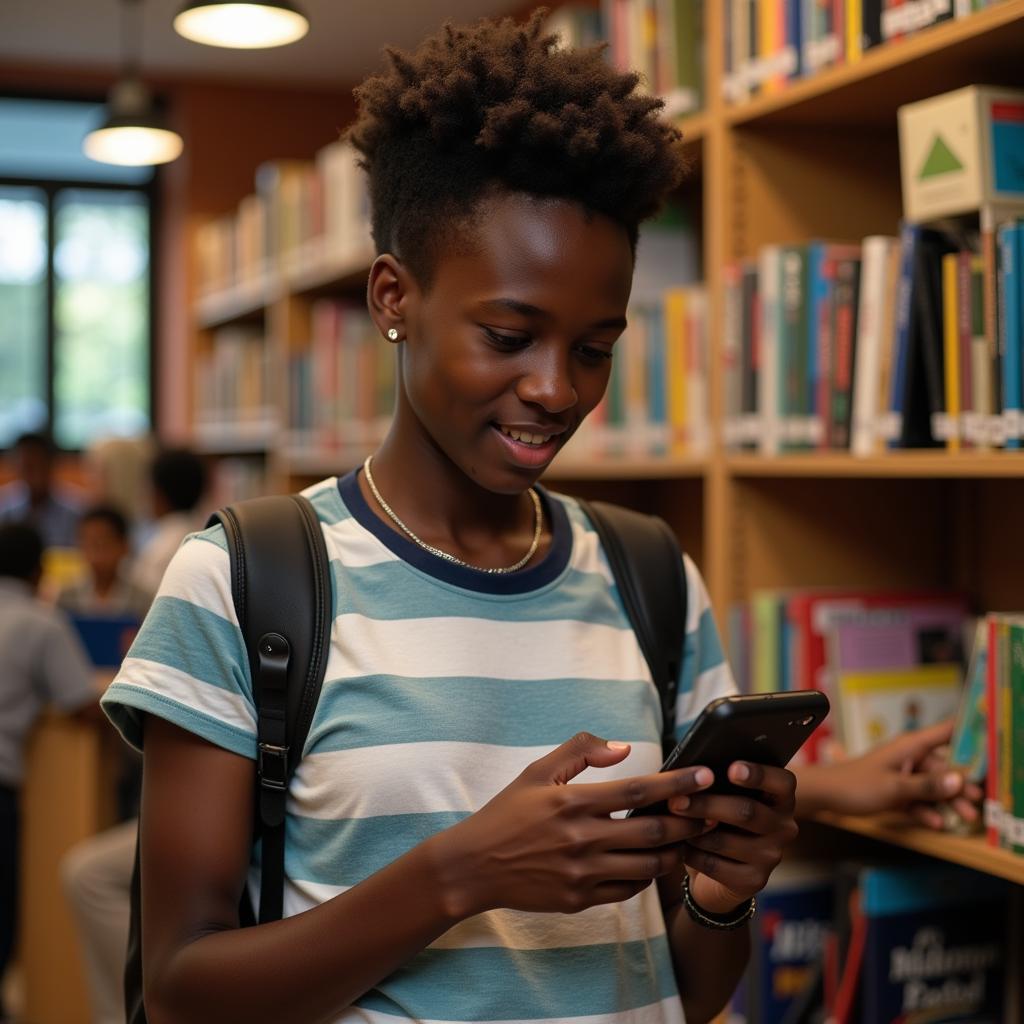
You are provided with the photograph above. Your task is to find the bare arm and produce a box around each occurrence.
[141,724,715,1024]
[659,761,799,1024]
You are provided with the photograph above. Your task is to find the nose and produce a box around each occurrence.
[515,346,578,414]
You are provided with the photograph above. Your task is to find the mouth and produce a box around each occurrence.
[491,422,564,469]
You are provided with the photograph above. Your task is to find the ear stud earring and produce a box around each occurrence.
[387,328,400,341]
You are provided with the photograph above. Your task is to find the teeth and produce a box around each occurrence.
[500,426,553,446]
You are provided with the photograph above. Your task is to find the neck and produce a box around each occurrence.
[361,415,545,569]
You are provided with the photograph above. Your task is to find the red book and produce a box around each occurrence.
[785,589,968,763]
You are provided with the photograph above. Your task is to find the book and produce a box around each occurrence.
[68,612,141,669]
[949,619,989,784]
[837,663,962,757]
[859,863,1007,1023]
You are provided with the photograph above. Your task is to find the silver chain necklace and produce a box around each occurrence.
[362,455,543,574]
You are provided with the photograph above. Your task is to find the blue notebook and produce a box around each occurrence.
[69,613,140,668]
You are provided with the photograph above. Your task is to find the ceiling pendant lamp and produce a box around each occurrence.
[84,0,183,167]
[173,2,310,49]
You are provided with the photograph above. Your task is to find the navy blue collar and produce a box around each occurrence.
[337,469,571,595]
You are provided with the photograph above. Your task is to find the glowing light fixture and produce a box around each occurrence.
[84,0,183,167]
[173,2,309,49]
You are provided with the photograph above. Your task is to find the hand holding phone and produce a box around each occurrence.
[626,690,830,818]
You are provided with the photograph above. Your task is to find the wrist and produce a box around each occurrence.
[419,828,486,925]
[688,872,748,916]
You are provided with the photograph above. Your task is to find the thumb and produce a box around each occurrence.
[875,720,955,768]
[522,732,632,785]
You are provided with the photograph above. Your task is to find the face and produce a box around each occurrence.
[384,192,634,494]
[78,518,128,581]
[16,444,53,502]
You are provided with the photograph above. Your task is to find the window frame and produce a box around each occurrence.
[0,105,160,452]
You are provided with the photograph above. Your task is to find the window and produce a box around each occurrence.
[0,98,155,450]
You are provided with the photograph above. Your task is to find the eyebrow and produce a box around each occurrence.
[479,297,627,332]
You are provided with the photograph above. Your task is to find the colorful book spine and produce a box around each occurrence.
[942,252,962,452]
[998,222,1022,448]
[887,222,921,446]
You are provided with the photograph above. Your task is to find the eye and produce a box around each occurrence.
[575,344,614,365]
[481,326,530,351]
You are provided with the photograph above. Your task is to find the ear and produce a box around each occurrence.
[367,254,417,342]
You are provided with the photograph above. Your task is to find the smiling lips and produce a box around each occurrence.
[492,422,565,468]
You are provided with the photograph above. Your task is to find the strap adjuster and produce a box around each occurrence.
[258,742,289,791]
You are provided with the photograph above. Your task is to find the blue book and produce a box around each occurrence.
[999,221,1022,449]
[888,222,921,448]
[645,306,667,454]
[69,612,141,668]
[860,864,1007,1023]
[807,242,829,446]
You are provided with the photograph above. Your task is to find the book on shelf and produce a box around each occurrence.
[194,138,372,297]
[724,1,1001,104]
[722,215,1024,454]
[727,860,1011,1023]
[194,326,276,438]
[732,588,968,762]
[603,0,705,117]
[576,283,709,461]
[286,299,395,454]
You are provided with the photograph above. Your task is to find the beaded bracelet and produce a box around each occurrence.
[680,874,756,931]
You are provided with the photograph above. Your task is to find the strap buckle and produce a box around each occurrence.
[258,742,289,791]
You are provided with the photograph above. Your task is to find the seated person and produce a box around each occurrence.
[57,505,151,622]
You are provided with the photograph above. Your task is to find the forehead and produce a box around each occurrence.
[429,193,634,316]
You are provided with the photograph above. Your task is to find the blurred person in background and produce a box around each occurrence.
[0,521,99,1023]
[83,436,155,553]
[57,505,151,621]
[0,432,82,550]
[130,447,208,601]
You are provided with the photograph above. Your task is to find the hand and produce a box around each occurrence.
[428,732,715,920]
[667,761,799,914]
[797,721,983,829]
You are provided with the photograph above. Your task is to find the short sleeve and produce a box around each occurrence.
[101,526,255,757]
[38,613,98,713]
[673,554,738,740]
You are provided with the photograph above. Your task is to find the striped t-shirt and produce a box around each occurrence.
[102,472,737,1024]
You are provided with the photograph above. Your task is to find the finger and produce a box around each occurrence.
[576,766,714,815]
[607,813,709,849]
[594,847,688,882]
[683,793,783,836]
[875,720,956,768]
[950,795,979,823]
[522,732,632,785]
[589,880,652,907]
[681,845,762,896]
[907,803,946,830]
[892,767,964,806]
[727,762,796,808]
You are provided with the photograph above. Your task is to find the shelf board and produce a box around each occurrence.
[285,241,376,297]
[195,273,275,329]
[815,813,1024,887]
[194,419,278,455]
[545,453,707,480]
[726,451,1024,478]
[726,0,1024,128]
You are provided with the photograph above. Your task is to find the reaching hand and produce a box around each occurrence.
[666,761,799,914]
[794,720,983,829]
[428,732,716,919]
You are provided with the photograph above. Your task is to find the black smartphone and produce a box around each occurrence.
[625,690,830,818]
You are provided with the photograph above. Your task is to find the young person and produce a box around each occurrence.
[57,504,151,621]
[100,14,976,1024]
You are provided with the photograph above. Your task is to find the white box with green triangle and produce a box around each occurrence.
[898,85,1024,224]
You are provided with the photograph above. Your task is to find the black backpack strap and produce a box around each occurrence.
[210,493,333,924]
[576,499,688,757]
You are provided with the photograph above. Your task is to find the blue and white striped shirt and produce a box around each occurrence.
[103,472,736,1024]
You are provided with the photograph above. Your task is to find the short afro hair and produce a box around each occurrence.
[347,9,688,285]
[151,448,207,513]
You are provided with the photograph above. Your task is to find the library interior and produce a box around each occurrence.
[1,1,1023,1023]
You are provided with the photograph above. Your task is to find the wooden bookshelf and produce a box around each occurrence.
[814,813,1024,888]
[185,1,1024,896]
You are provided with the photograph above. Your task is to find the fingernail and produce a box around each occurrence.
[607,741,630,751]
[943,772,961,795]
[694,768,713,787]
[673,796,690,811]
[732,763,750,782]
